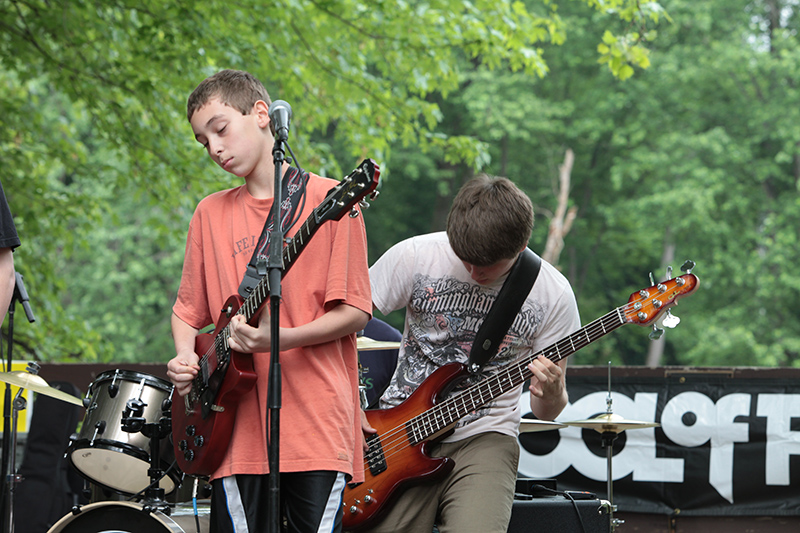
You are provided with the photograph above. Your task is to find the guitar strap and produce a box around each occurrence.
[237,166,308,298]
[467,248,542,374]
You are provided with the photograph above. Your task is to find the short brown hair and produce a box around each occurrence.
[446,174,533,266]
[187,69,271,121]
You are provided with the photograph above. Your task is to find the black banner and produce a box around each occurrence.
[517,369,800,516]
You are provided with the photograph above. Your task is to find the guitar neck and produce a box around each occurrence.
[406,308,627,444]
[197,158,380,374]
[236,214,319,324]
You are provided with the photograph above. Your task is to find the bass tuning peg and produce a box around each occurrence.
[649,324,664,340]
[662,309,681,329]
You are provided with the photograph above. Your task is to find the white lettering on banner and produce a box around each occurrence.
[661,392,750,503]
[756,394,800,486]
[517,390,800,505]
[517,391,683,483]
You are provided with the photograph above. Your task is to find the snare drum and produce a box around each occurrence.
[46,501,210,533]
[67,369,181,495]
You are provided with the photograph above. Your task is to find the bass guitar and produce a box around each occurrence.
[172,159,380,476]
[343,267,699,530]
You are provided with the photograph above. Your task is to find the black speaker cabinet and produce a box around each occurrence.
[508,496,611,533]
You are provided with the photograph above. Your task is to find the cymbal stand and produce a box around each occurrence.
[4,362,39,533]
[3,273,35,533]
[602,362,624,532]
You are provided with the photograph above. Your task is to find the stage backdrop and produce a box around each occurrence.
[517,367,800,517]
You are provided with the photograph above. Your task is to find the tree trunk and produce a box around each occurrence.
[542,148,578,267]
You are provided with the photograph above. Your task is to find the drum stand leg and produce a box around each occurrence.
[121,394,173,515]
[3,389,26,533]
[601,430,627,532]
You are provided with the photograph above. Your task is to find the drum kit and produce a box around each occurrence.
[0,366,210,533]
[0,336,396,532]
[1,338,652,533]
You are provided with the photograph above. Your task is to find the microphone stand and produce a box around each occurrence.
[2,272,36,533]
[267,133,286,533]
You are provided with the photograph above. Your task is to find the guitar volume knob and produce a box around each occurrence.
[194,435,205,447]
[184,450,195,462]
[178,440,188,451]
[186,425,196,437]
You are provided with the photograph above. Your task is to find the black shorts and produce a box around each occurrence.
[210,471,345,533]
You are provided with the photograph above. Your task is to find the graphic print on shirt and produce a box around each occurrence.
[382,274,545,429]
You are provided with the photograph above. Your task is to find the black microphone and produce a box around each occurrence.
[13,271,35,323]
[268,100,292,142]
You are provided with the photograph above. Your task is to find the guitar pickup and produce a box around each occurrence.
[365,433,387,476]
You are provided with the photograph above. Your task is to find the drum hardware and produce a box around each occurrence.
[46,500,211,533]
[0,362,45,533]
[67,369,182,497]
[120,384,175,515]
[562,363,662,532]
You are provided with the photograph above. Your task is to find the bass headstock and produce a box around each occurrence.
[622,266,699,330]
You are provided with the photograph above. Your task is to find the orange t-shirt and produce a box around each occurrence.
[173,172,372,480]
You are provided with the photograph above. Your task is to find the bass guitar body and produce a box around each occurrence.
[343,362,469,530]
[171,295,258,476]
[343,269,700,530]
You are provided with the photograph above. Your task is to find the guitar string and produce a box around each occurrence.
[359,310,624,473]
[359,310,623,472]
[361,274,694,473]
[189,219,307,393]
[185,170,376,395]
[356,282,690,475]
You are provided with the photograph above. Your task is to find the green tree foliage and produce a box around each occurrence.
[487,0,800,367]
[608,0,800,368]
[369,0,800,369]
[2,0,668,363]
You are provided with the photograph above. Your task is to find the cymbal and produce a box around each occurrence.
[357,336,401,352]
[519,419,567,433]
[562,412,660,433]
[0,371,84,406]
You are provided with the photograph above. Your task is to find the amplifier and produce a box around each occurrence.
[507,495,611,533]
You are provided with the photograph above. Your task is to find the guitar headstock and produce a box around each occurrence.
[622,272,699,326]
[315,159,381,224]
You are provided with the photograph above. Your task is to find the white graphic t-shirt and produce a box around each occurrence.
[370,232,581,442]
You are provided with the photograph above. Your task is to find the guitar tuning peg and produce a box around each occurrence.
[358,199,371,209]
[662,309,681,329]
[348,208,361,219]
[369,190,380,201]
[649,324,664,340]
[666,265,673,280]
[649,272,655,285]
[680,260,695,274]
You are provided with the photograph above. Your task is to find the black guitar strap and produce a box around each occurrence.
[237,166,308,299]
[467,248,542,374]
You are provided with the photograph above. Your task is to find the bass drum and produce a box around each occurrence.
[67,369,181,496]
[47,501,209,533]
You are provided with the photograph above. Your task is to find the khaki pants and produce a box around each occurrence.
[365,432,520,533]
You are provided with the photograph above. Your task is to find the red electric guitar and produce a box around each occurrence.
[342,267,699,530]
[172,159,380,476]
